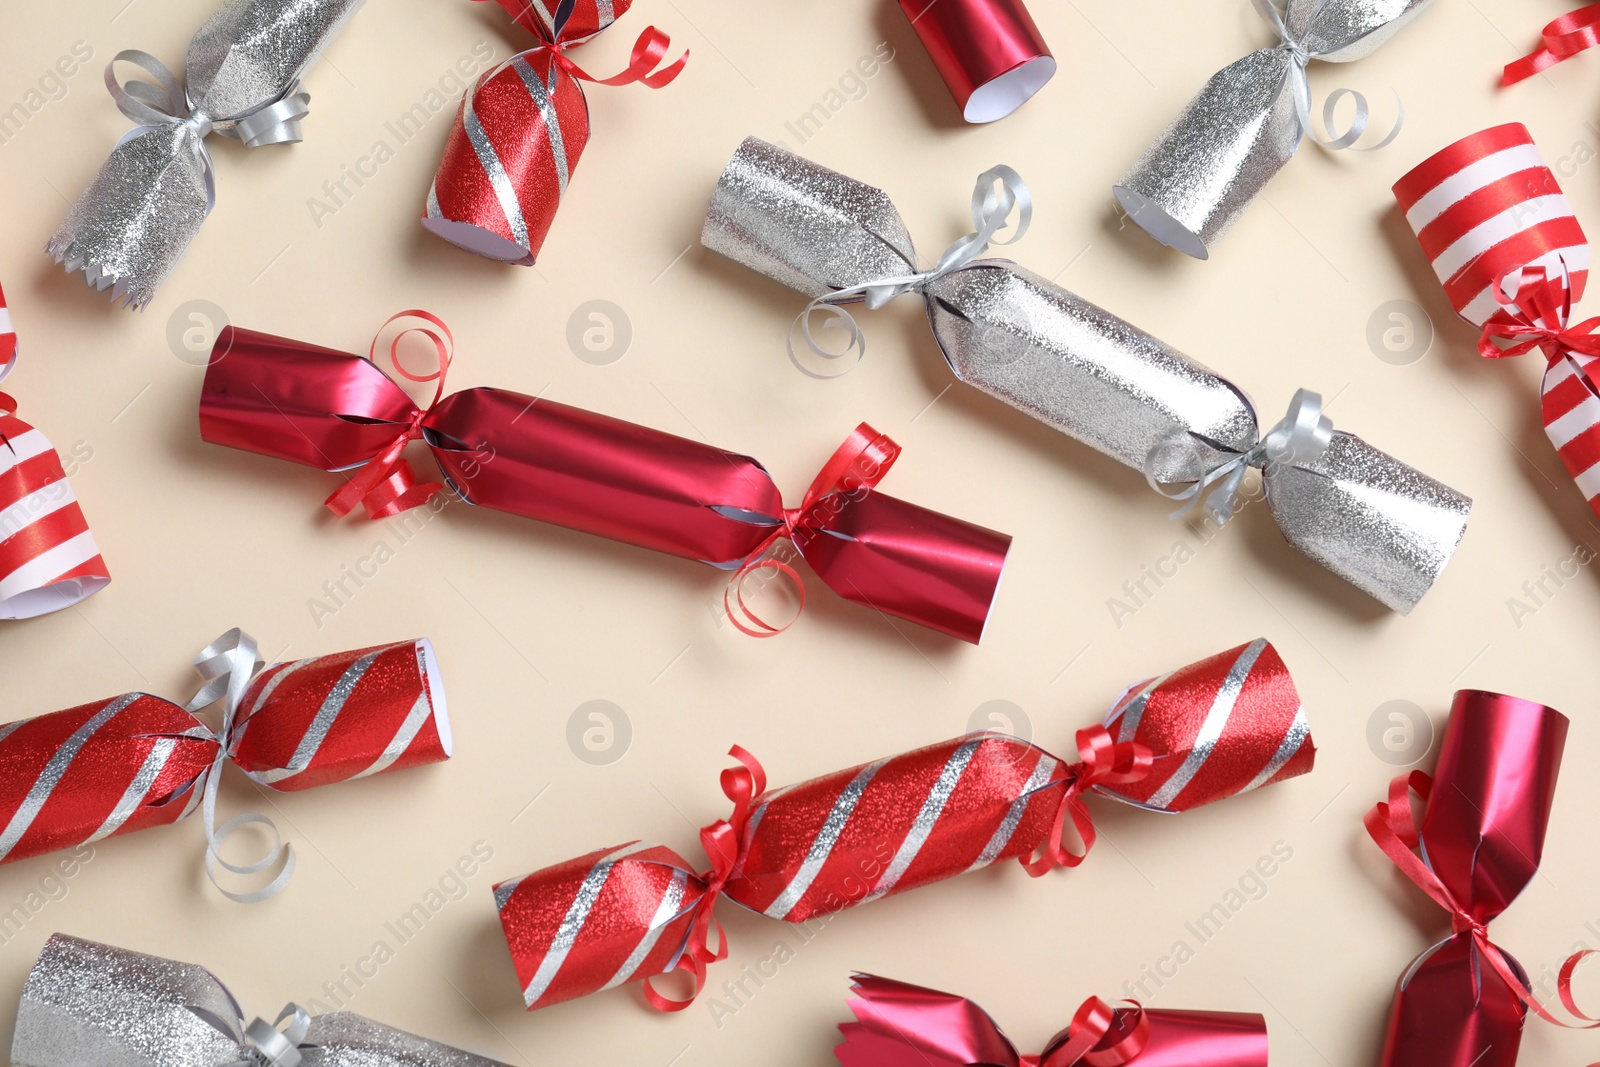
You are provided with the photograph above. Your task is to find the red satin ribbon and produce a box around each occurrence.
[643,745,767,1012]
[1020,726,1153,877]
[723,423,901,638]
[1019,998,1151,1067]
[323,311,453,520]
[1365,771,1600,1031]
[475,0,687,89]
[0,392,16,417]
[1477,267,1600,365]
[1503,5,1600,84]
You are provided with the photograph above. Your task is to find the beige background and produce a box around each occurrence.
[3,0,1600,1062]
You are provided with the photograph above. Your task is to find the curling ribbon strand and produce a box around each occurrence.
[1020,726,1153,876]
[323,310,454,520]
[1251,0,1404,152]
[1478,263,1600,364]
[1365,772,1600,1031]
[1503,5,1600,85]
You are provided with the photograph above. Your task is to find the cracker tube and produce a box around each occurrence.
[198,318,1010,643]
[0,631,449,900]
[702,137,1471,613]
[12,934,507,1067]
[0,283,110,619]
[836,974,1268,1067]
[493,639,1316,1011]
[1365,691,1600,1066]
[1113,0,1431,260]
[46,0,365,310]
[897,0,1055,123]
[1394,124,1600,523]
[423,0,686,264]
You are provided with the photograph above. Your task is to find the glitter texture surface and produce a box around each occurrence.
[11,934,509,1066]
[187,0,365,120]
[1115,0,1433,257]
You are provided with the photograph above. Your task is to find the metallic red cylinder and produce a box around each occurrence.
[898,0,1055,122]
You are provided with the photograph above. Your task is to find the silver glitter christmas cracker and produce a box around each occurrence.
[1113,0,1433,259]
[47,0,365,311]
[11,934,508,1067]
[701,137,1471,613]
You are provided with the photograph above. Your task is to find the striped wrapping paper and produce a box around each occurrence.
[1394,123,1600,516]
[0,638,449,868]
[422,0,682,264]
[0,282,109,619]
[494,639,1314,1010]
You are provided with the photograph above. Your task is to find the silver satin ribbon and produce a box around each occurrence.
[184,628,298,904]
[1252,0,1403,152]
[190,1001,311,1067]
[103,49,313,214]
[1144,389,1334,526]
[789,165,1032,378]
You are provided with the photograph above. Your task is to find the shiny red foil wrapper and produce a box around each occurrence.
[837,974,1268,1067]
[200,327,1011,643]
[0,638,449,867]
[898,0,1055,122]
[494,639,1314,1010]
[1378,690,1568,1067]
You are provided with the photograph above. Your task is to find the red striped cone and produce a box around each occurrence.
[228,638,450,791]
[1394,124,1600,517]
[0,405,110,619]
[494,842,703,1009]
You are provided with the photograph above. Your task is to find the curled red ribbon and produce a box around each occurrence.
[1365,771,1600,1032]
[1503,5,1600,85]
[724,424,900,637]
[477,0,686,88]
[1021,997,1151,1067]
[322,311,453,520]
[1020,725,1154,876]
[1477,266,1600,365]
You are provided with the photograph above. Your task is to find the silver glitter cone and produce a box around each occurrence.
[12,934,509,1067]
[701,137,1472,611]
[1115,0,1433,259]
[48,0,365,311]
[1263,430,1470,613]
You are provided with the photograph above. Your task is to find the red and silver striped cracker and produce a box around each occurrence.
[0,281,16,379]
[1394,125,1600,517]
[0,694,216,866]
[724,734,1063,922]
[228,639,450,792]
[1098,638,1312,813]
[494,841,703,1009]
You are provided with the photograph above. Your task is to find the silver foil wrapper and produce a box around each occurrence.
[11,934,508,1067]
[702,137,1471,612]
[1114,0,1433,259]
[47,0,365,310]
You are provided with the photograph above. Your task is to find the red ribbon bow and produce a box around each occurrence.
[1019,998,1151,1067]
[1365,771,1600,1032]
[1020,725,1153,877]
[480,0,687,89]
[1503,5,1600,84]
[643,745,767,1012]
[1476,265,1600,366]
[723,423,902,637]
[323,311,454,520]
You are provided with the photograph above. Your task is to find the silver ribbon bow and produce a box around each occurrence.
[1252,0,1402,151]
[185,628,297,903]
[789,165,1032,377]
[1144,389,1334,526]
[104,48,312,213]
[196,1004,312,1067]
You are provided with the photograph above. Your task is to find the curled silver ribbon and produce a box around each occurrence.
[788,165,1032,377]
[191,1003,312,1067]
[1253,0,1403,152]
[185,627,297,904]
[102,48,313,215]
[1144,389,1334,525]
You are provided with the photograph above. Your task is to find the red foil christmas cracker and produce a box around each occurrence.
[494,638,1315,1011]
[198,316,1011,643]
[0,629,448,899]
[836,974,1267,1067]
[423,0,686,264]
[1364,690,1599,1065]
[898,0,1054,123]
[0,282,110,619]
[1394,124,1600,522]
